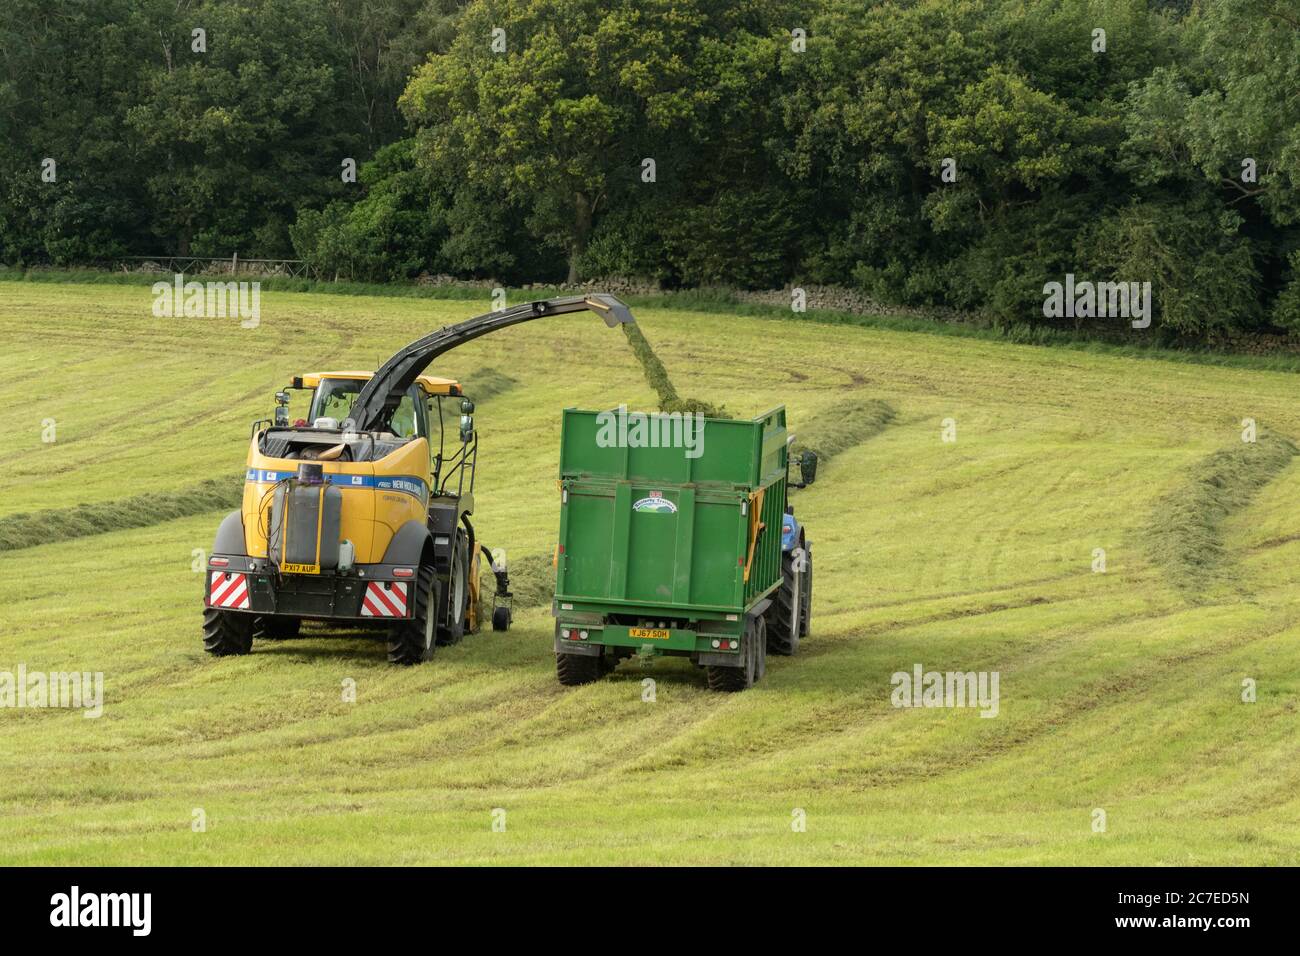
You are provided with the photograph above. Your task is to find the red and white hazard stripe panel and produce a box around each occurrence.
[209,571,251,610]
[361,581,408,618]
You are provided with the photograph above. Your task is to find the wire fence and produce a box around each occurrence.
[114,254,316,279]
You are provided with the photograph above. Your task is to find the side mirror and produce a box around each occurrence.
[460,414,474,442]
[799,451,818,486]
[274,391,290,427]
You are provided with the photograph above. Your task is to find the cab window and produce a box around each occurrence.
[390,391,423,439]
[310,378,425,438]
[312,378,362,423]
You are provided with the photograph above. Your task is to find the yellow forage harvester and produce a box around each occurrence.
[202,294,635,665]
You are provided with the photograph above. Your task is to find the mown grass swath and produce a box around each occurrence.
[794,397,897,464]
[1146,432,1298,600]
[0,478,243,553]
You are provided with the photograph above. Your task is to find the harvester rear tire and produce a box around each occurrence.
[765,551,801,657]
[556,651,604,686]
[386,566,439,665]
[203,608,255,656]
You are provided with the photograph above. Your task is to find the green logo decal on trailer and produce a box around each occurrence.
[633,493,677,514]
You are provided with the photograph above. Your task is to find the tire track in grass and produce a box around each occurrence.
[1145,431,1298,601]
[627,600,1288,788]
[832,611,1300,794]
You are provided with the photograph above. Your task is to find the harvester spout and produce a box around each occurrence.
[347,293,635,433]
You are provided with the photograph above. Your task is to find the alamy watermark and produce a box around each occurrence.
[152,274,260,328]
[596,404,705,459]
[1043,273,1151,329]
[0,664,103,718]
[891,663,999,718]
[50,886,150,936]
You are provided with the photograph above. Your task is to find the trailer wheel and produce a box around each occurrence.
[492,606,511,631]
[258,616,301,640]
[799,544,812,638]
[437,534,468,646]
[556,652,604,685]
[387,566,439,665]
[707,617,762,692]
[765,550,801,656]
[202,608,255,656]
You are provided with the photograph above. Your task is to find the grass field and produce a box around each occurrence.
[2,278,1299,865]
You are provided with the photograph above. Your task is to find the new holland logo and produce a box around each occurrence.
[633,493,677,514]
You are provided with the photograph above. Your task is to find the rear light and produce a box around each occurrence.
[210,557,229,568]
[561,628,571,639]
[393,568,414,578]
[578,630,589,640]
[711,639,721,648]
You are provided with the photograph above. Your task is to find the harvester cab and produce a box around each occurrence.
[203,294,634,665]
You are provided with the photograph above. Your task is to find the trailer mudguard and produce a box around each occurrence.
[213,511,248,556]
[781,512,801,552]
[382,519,433,566]
[555,637,602,657]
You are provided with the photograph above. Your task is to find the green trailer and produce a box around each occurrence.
[552,405,816,691]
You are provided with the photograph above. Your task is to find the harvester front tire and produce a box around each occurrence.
[202,608,255,656]
[437,535,469,647]
[556,652,604,686]
[765,551,801,657]
[386,567,439,665]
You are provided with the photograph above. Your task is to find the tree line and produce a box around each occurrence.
[2,0,1297,338]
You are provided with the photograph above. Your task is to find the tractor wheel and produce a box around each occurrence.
[765,550,801,656]
[386,566,439,665]
[492,606,511,631]
[259,616,301,640]
[799,545,812,638]
[437,536,468,646]
[202,607,255,656]
[707,617,762,692]
[556,651,604,686]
